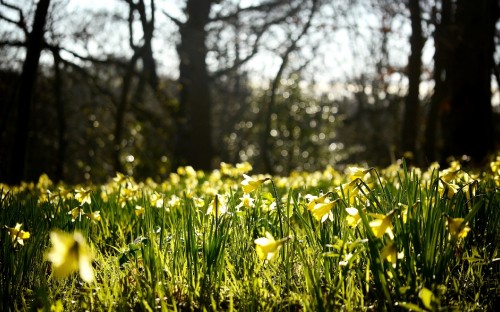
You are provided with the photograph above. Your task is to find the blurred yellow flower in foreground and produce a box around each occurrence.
[254,232,291,261]
[241,174,270,193]
[445,216,470,240]
[5,223,30,246]
[46,230,94,283]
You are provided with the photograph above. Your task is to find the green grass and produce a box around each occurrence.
[1,158,499,311]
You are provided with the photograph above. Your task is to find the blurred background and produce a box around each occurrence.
[0,0,499,184]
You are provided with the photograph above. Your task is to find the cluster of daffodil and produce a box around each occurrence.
[249,158,481,273]
[1,153,495,311]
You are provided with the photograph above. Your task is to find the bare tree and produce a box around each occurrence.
[401,0,423,162]
[9,0,51,184]
[260,0,319,174]
[424,0,451,163]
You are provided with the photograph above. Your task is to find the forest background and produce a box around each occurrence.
[1,0,499,184]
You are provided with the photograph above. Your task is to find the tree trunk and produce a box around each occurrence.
[442,0,498,163]
[10,0,51,184]
[424,0,452,164]
[175,0,214,170]
[51,47,67,182]
[401,0,423,161]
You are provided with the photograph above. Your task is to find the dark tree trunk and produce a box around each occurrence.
[52,47,67,182]
[442,0,498,163]
[10,0,51,184]
[424,0,452,164]
[175,0,214,170]
[401,0,423,161]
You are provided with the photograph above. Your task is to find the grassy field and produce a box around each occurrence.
[1,158,500,311]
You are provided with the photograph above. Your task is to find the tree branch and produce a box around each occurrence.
[162,9,183,27]
[209,0,288,22]
[0,0,29,37]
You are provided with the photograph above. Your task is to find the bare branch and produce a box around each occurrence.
[162,9,183,27]
[212,1,305,77]
[0,0,29,37]
[209,0,288,22]
[0,39,25,47]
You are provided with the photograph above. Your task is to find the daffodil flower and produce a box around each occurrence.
[380,241,403,268]
[86,211,101,222]
[237,193,255,210]
[207,194,228,217]
[346,167,372,181]
[113,172,128,184]
[75,187,92,205]
[304,192,331,211]
[150,192,164,208]
[345,207,361,227]
[69,207,83,222]
[5,223,30,246]
[336,179,362,199]
[46,230,94,282]
[241,174,270,193]
[134,205,145,217]
[369,209,397,239]
[310,201,337,223]
[445,215,470,240]
[438,179,460,199]
[254,232,290,261]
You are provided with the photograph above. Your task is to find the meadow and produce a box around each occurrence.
[1,158,499,311]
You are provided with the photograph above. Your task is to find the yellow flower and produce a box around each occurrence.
[236,162,252,174]
[254,232,290,261]
[369,209,397,239]
[134,205,145,217]
[68,207,83,222]
[310,201,337,223]
[5,223,30,246]
[241,174,269,193]
[438,179,460,199]
[380,241,403,268]
[304,192,331,211]
[36,173,53,190]
[336,179,362,199]
[207,194,228,216]
[46,230,94,282]
[75,187,92,205]
[419,287,436,310]
[150,192,164,208]
[345,167,372,181]
[445,216,470,239]
[237,193,255,210]
[345,207,361,227]
[113,172,128,184]
[397,203,408,224]
[86,211,101,222]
